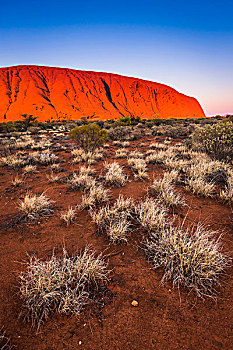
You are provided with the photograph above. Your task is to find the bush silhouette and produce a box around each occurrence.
[70,124,108,153]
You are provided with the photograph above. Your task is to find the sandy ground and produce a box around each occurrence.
[0,135,232,349]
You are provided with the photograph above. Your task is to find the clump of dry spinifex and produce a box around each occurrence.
[60,206,78,225]
[18,192,54,220]
[19,248,109,329]
[0,328,13,350]
[127,157,148,180]
[90,195,135,243]
[68,172,96,191]
[81,183,110,209]
[135,197,168,232]
[104,162,128,187]
[144,224,229,297]
[149,176,186,208]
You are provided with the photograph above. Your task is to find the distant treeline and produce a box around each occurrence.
[0,113,232,133]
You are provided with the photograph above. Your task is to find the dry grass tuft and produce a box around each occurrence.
[60,206,78,225]
[19,248,108,328]
[104,162,127,187]
[18,193,54,220]
[186,178,215,197]
[144,224,229,297]
[90,195,135,243]
[115,148,128,158]
[68,173,96,191]
[135,198,168,231]
[81,184,110,208]
[11,174,24,187]
[149,178,186,207]
[47,173,62,183]
[23,164,37,174]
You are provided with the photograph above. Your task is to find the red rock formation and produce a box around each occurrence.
[0,65,205,122]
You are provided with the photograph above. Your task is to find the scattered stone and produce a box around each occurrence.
[131,300,138,307]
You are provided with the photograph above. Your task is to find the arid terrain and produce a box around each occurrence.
[0,121,232,350]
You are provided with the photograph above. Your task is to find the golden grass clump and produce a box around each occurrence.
[135,198,168,231]
[149,178,186,207]
[104,162,128,187]
[18,193,54,220]
[144,224,229,297]
[60,206,77,225]
[19,248,108,328]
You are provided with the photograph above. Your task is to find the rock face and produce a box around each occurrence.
[0,65,205,122]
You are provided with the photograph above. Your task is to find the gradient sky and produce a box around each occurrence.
[0,0,233,116]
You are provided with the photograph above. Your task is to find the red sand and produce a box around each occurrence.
[0,65,206,122]
[0,136,232,350]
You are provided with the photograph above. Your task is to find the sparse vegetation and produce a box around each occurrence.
[144,224,229,297]
[0,117,232,349]
[60,206,77,225]
[104,162,127,187]
[70,124,108,154]
[191,119,233,162]
[19,248,108,328]
[18,193,54,220]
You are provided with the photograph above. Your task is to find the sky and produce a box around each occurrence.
[0,0,232,116]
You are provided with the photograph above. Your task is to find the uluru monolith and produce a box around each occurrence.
[0,65,205,122]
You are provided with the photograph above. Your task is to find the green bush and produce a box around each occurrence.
[191,120,233,161]
[70,124,108,153]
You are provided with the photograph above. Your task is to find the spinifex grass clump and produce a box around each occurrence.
[90,195,135,243]
[104,162,128,187]
[68,172,96,191]
[19,248,108,329]
[135,198,168,231]
[18,192,54,220]
[60,206,77,225]
[149,177,186,208]
[81,184,110,208]
[144,224,229,297]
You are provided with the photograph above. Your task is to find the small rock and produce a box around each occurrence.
[131,300,138,307]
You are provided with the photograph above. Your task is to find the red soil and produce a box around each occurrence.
[0,65,206,122]
[0,136,232,350]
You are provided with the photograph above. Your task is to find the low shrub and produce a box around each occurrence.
[70,124,108,154]
[191,120,233,162]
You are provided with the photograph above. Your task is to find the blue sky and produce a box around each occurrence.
[0,0,233,116]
